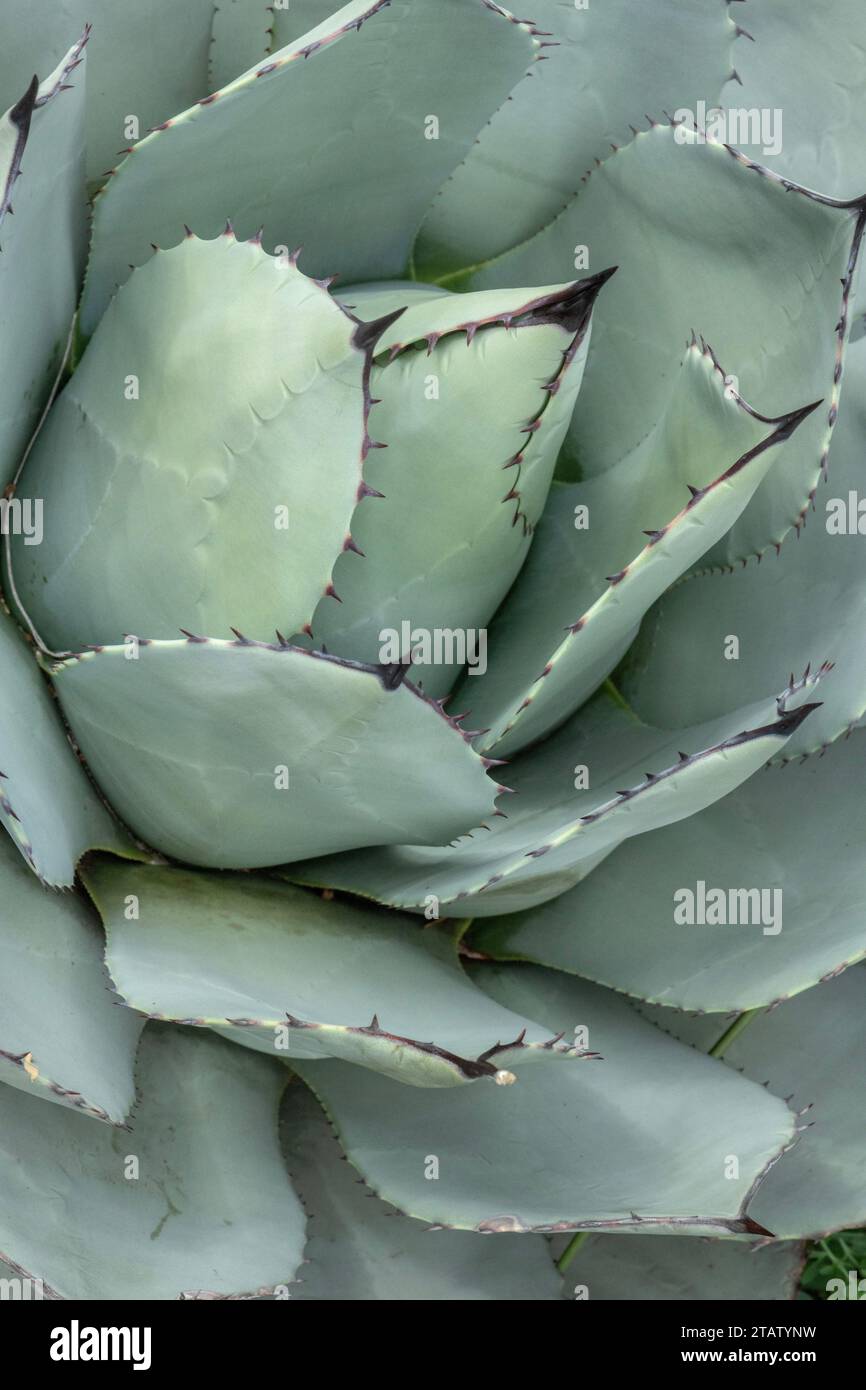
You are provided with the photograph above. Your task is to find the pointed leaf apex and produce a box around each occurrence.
[520,267,617,334]
[774,701,821,736]
[772,397,823,441]
[352,306,407,355]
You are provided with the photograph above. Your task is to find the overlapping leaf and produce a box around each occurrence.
[293,690,818,916]
[552,1232,803,1301]
[469,124,863,563]
[474,729,866,1014]
[0,36,87,488]
[294,965,795,1235]
[48,638,501,869]
[0,1025,305,1299]
[0,1,216,186]
[641,966,866,1238]
[209,0,273,91]
[620,335,866,761]
[12,234,373,652]
[0,604,133,885]
[0,831,142,1122]
[310,275,609,697]
[721,0,866,199]
[450,343,817,755]
[85,857,583,1086]
[415,0,734,279]
[81,0,538,335]
[282,1080,564,1299]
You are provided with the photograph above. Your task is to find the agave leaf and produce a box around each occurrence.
[81,0,537,335]
[414,0,734,280]
[84,857,583,1086]
[292,691,818,916]
[473,731,866,1014]
[270,1,355,49]
[0,832,142,1123]
[292,965,794,1236]
[452,344,817,755]
[0,37,87,488]
[48,638,500,869]
[469,124,864,563]
[0,1025,305,1299]
[0,2,216,187]
[641,965,866,1239]
[282,1080,563,1299]
[209,0,273,90]
[620,336,866,762]
[0,605,134,885]
[337,280,452,319]
[310,275,609,698]
[552,1232,803,1302]
[12,234,372,652]
[721,0,866,200]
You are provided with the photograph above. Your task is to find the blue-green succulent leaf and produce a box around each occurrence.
[620,335,866,761]
[0,604,134,885]
[641,965,866,1239]
[209,0,273,91]
[0,2,217,188]
[84,857,583,1087]
[472,730,866,1014]
[0,831,143,1123]
[551,1232,803,1302]
[48,638,501,869]
[292,691,819,916]
[12,233,372,652]
[414,0,734,280]
[311,274,608,698]
[0,1025,305,1299]
[283,1080,564,1299]
[292,965,794,1235]
[721,0,866,200]
[270,0,355,49]
[453,343,818,755]
[81,0,538,336]
[469,124,864,564]
[0,36,88,489]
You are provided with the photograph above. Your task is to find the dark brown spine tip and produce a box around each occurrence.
[351,306,407,355]
[739,1216,775,1237]
[521,266,618,335]
[10,75,39,131]
[377,660,412,691]
[773,701,822,736]
[772,397,823,441]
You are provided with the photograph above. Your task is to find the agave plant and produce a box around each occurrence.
[0,0,864,1303]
